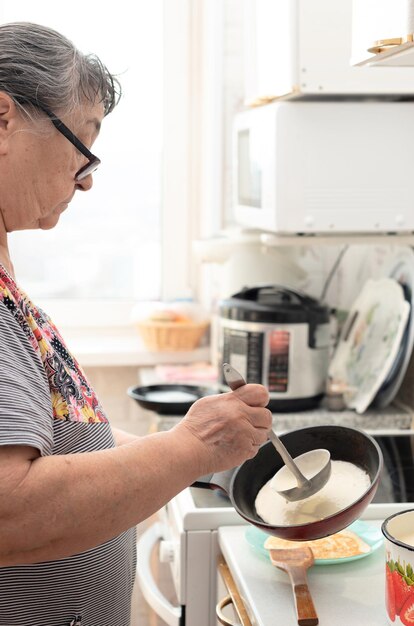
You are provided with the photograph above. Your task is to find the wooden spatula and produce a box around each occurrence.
[269,546,319,626]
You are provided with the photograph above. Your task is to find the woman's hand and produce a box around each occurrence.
[172,384,272,475]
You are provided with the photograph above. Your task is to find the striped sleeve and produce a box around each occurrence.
[0,303,53,456]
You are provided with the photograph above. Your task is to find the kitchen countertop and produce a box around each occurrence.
[272,402,414,435]
[152,402,414,434]
[138,366,414,432]
[218,511,397,626]
[61,327,210,367]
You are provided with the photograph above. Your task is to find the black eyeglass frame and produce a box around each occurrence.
[17,98,101,181]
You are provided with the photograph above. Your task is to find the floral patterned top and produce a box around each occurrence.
[0,264,107,425]
[0,264,136,626]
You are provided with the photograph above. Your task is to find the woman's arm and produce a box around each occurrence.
[0,385,271,566]
[111,426,139,446]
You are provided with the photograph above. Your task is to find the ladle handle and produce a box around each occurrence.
[268,430,310,489]
[223,363,310,490]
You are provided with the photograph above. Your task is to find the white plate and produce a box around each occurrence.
[374,247,414,407]
[245,520,383,565]
[329,278,410,414]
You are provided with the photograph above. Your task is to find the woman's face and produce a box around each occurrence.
[0,97,104,232]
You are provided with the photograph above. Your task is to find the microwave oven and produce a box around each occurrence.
[233,101,414,235]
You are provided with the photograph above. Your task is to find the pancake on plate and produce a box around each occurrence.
[264,529,370,560]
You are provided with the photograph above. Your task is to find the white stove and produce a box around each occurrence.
[137,486,245,626]
[136,431,414,626]
[218,502,414,626]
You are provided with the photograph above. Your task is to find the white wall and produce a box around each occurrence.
[208,3,412,314]
[85,4,414,421]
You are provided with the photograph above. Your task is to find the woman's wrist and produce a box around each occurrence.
[166,423,210,480]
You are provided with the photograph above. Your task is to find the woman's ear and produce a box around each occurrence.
[0,93,19,153]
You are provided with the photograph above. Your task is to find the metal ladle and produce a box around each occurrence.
[223,363,332,502]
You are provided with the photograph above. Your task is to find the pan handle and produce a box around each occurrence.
[217,555,253,626]
[191,467,236,494]
[216,595,236,626]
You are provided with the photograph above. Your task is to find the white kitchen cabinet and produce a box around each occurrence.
[243,0,414,105]
[352,0,414,67]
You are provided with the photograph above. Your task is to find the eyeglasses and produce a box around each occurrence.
[18,98,101,181]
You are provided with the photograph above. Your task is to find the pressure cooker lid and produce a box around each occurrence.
[219,285,330,324]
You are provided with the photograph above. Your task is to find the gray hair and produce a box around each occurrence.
[0,22,121,119]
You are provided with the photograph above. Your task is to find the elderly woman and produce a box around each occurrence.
[0,22,271,626]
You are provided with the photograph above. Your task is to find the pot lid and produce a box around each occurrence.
[219,285,330,324]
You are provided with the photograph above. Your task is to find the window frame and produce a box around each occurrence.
[1,1,225,330]
[162,0,225,302]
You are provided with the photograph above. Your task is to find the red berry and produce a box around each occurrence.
[400,596,414,625]
[392,570,414,614]
[386,566,396,622]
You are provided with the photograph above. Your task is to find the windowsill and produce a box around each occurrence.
[61,326,211,368]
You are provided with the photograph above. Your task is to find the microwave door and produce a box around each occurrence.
[237,128,262,209]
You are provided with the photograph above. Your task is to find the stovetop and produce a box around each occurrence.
[166,432,414,535]
[190,487,234,508]
[187,432,414,509]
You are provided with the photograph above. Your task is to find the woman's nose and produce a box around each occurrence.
[75,174,93,192]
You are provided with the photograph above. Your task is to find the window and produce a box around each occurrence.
[1,2,164,309]
[1,2,225,328]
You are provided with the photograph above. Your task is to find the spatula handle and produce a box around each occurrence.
[287,565,319,626]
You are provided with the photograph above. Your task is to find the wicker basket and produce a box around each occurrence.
[136,320,209,351]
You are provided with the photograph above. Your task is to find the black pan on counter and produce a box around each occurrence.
[127,383,217,415]
[192,425,383,541]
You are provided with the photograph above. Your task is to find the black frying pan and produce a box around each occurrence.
[193,424,383,541]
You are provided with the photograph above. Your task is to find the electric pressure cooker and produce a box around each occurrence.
[217,285,331,411]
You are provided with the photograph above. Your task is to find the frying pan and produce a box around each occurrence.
[193,425,383,541]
